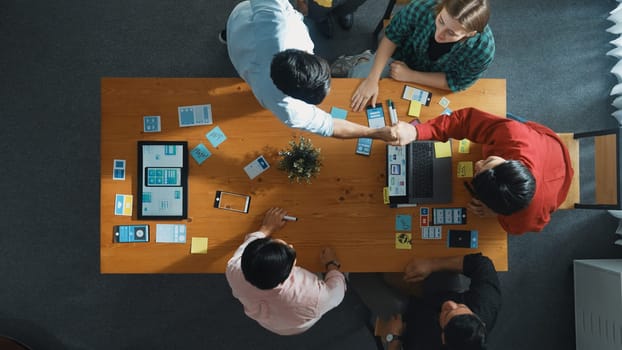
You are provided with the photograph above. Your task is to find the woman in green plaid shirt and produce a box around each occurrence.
[350,0,494,112]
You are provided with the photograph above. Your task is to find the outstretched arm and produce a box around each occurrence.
[389,60,450,90]
[403,255,464,283]
[351,37,398,112]
[331,118,397,142]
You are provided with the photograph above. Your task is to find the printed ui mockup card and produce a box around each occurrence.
[114,194,133,216]
[190,143,212,165]
[421,226,442,240]
[243,155,270,179]
[143,116,161,132]
[395,214,412,231]
[178,104,213,127]
[155,224,187,243]
[113,159,126,180]
[206,126,227,148]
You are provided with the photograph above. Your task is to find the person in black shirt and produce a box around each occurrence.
[378,253,501,350]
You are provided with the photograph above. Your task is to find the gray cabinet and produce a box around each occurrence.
[574,259,622,350]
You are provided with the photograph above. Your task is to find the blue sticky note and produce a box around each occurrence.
[441,107,453,115]
[206,126,227,148]
[395,214,412,231]
[190,143,211,165]
[330,107,348,119]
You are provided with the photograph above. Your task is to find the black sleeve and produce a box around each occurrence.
[462,253,502,332]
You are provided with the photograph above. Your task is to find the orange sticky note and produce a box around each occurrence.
[408,100,422,117]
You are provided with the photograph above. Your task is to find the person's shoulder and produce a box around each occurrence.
[404,0,436,19]
[499,204,547,234]
[412,0,437,11]
[464,26,495,53]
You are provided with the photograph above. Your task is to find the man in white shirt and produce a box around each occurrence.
[224,0,400,142]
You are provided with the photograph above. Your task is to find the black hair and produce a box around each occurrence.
[270,49,331,105]
[241,237,297,290]
[471,160,535,216]
[443,314,487,350]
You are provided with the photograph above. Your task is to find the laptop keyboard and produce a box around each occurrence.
[411,142,434,197]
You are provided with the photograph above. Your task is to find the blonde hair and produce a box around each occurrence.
[435,0,490,33]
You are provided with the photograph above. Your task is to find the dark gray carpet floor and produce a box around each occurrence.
[1,0,621,349]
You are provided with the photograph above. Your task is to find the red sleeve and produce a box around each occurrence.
[415,108,513,144]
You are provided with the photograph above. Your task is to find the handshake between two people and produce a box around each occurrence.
[375,121,419,146]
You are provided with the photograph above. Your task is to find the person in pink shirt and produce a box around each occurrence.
[226,207,346,335]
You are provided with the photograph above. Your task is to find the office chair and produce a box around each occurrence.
[558,127,622,210]
[507,112,622,210]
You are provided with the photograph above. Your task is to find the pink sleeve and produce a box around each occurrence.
[315,270,347,315]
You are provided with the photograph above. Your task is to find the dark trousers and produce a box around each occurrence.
[308,0,367,21]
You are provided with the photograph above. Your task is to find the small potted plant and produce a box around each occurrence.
[278,136,322,183]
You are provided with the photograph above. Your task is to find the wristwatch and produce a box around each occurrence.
[385,333,402,343]
[325,260,341,270]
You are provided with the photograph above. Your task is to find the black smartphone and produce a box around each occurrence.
[113,225,149,243]
[365,103,386,128]
[355,138,373,156]
[447,229,478,248]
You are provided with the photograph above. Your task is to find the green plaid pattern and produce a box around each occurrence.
[385,0,495,91]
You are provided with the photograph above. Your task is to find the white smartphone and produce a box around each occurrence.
[402,85,432,106]
[213,191,251,213]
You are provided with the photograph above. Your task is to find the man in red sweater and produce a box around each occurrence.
[391,108,573,234]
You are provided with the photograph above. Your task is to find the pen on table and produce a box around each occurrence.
[387,99,398,125]
[283,215,298,222]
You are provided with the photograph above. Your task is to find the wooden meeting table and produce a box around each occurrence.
[100,78,507,273]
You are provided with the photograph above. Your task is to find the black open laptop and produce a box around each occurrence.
[386,141,452,207]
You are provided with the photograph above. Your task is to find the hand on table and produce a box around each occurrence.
[320,247,339,268]
[403,257,435,283]
[467,198,496,217]
[351,78,379,112]
[259,207,288,236]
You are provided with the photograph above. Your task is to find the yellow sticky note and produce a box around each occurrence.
[458,139,471,153]
[395,233,412,250]
[408,100,422,117]
[191,237,209,254]
[457,161,474,178]
[383,187,390,204]
[433,141,452,158]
